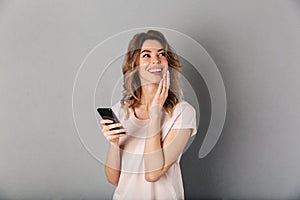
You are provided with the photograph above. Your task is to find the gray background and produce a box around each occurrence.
[1,0,300,199]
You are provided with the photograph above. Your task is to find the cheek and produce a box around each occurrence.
[162,59,168,67]
[138,61,149,70]
[139,58,149,66]
[137,66,146,75]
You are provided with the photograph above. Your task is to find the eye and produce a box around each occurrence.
[142,54,150,58]
[158,52,166,57]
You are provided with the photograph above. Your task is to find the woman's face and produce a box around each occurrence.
[137,39,168,85]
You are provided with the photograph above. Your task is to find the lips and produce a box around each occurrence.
[147,65,164,74]
[148,68,162,73]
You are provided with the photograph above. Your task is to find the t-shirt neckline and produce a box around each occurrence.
[130,108,150,127]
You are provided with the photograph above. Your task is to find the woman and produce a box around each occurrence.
[100,30,197,200]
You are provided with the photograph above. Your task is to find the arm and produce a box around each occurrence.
[105,142,121,186]
[144,125,192,182]
[100,119,126,186]
[143,70,193,182]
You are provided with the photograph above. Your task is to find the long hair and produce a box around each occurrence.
[121,30,183,119]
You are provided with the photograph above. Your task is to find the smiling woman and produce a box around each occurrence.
[121,30,183,119]
[99,30,197,200]
[138,40,168,84]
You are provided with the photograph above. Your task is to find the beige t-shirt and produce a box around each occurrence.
[111,100,197,200]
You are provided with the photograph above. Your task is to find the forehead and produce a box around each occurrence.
[141,39,163,50]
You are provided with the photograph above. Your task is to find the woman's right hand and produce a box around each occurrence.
[100,119,126,144]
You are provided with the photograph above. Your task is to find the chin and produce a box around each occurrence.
[141,79,161,86]
[152,77,163,83]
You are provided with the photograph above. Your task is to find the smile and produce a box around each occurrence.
[148,68,163,73]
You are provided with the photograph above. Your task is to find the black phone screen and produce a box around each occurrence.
[97,108,125,134]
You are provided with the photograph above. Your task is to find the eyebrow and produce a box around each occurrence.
[140,48,165,54]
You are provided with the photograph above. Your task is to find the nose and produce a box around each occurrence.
[152,55,161,64]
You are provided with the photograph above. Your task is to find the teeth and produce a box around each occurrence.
[148,68,162,73]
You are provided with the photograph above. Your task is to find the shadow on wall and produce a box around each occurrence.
[179,57,215,199]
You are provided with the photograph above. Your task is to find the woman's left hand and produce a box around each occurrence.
[149,70,170,118]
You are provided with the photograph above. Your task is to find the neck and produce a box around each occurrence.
[139,83,158,111]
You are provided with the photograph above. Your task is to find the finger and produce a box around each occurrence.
[105,128,127,136]
[161,81,166,95]
[164,70,168,86]
[106,133,125,141]
[164,70,169,87]
[164,70,170,96]
[100,123,114,132]
[100,119,114,125]
[113,128,127,134]
[107,123,123,130]
[156,78,164,95]
[167,70,170,89]
[159,78,164,88]
[161,71,167,94]
[102,126,110,132]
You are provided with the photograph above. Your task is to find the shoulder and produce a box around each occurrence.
[172,100,196,117]
[161,100,197,139]
[111,101,127,120]
[111,101,121,112]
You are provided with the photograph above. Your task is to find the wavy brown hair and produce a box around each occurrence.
[120,30,183,119]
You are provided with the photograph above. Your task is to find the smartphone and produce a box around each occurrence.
[97,108,126,134]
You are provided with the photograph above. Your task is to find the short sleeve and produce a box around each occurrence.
[111,101,126,124]
[171,101,197,137]
[111,101,121,115]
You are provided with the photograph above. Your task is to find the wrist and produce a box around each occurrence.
[149,105,163,119]
[110,138,119,146]
[147,117,162,138]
